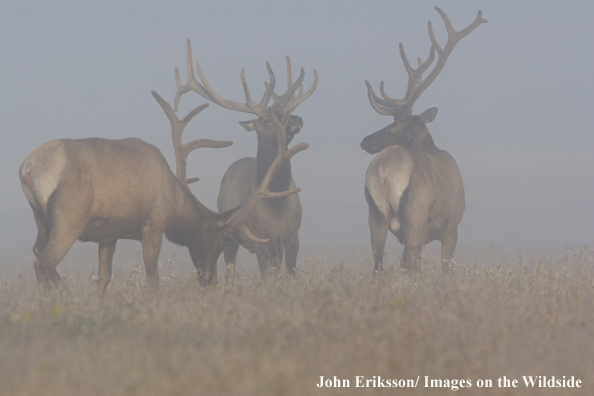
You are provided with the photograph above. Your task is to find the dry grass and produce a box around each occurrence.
[0,246,593,396]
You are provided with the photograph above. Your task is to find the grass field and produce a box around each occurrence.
[0,245,592,395]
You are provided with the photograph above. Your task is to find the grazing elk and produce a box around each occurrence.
[174,39,317,277]
[19,85,306,292]
[361,7,487,272]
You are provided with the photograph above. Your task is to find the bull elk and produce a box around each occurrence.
[361,7,487,272]
[19,79,306,292]
[174,39,317,277]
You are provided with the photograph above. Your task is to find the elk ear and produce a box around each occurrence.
[216,204,242,228]
[420,107,438,123]
[239,120,257,131]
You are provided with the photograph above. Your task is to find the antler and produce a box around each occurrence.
[367,7,487,119]
[175,39,317,117]
[174,39,276,117]
[224,106,309,242]
[151,90,233,189]
[266,56,319,114]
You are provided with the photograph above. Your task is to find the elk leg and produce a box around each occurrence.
[31,205,50,258]
[255,244,271,277]
[33,224,81,288]
[141,226,163,291]
[223,237,240,285]
[401,244,423,271]
[401,227,425,271]
[368,206,389,273]
[284,236,299,275]
[35,192,91,287]
[440,228,458,269]
[270,241,283,271]
[97,240,117,293]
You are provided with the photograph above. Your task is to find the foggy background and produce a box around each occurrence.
[1,0,593,274]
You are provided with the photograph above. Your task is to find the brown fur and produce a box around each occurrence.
[20,137,240,292]
[218,114,304,276]
[361,109,465,272]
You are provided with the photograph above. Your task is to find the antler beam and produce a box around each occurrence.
[367,7,487,118]
[174,39,277,116]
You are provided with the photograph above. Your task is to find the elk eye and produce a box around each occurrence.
[264,118,271,124]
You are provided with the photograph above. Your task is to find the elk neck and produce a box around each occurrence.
[256,135,292,210]
[165,185,218,248]
[410,128,436,150]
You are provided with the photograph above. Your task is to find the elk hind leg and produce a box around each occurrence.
[34,188,91,288]
[440,228,458,270]
[34,224,81,288]
[31,205,51,259]
[97,240,117,293]
[365,186,391,274]
[368,206,390,274]
[401,227,425,272]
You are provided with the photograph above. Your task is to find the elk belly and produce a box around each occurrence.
[79,217,142,242]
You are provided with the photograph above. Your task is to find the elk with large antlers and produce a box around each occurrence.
[361,7,487,272]
[174,39,317,278]
[19,83,305,291]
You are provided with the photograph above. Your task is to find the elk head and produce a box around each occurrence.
[361,107,438,154]
[362,7,487,153]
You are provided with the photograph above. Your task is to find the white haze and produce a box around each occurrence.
[0,0,593,273]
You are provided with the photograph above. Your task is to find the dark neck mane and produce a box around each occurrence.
[256,137,292,210]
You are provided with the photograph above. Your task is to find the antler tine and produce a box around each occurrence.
[263,57,317,114]
[151,90,233,189]
[256,63,276,111]
[175,39,276,116]
[377,82,398,107]
[369,8,485,117]
[410,7,487,105]
[365,81,397,116]
[284,69,318,114]
[284,56,306,101]
[174,39,216,112]
[226,106,308,232]
[266,82,281,104]
[194,56,275,115]
[286,56,294,100]
[368,41,435,119]
[276,67,305,111]
[378,43,435,108]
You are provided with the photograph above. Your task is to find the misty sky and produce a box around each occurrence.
[1,0,593,270]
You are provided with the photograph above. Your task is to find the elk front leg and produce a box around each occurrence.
[255,243,273,278]
[270,241,284,271]
[97,240,117,293]
[141,225,163,291]
[223,237,240,285]
[284,236,299,275]
[401,244,423,272]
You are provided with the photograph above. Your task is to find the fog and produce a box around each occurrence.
[1,1,593,273]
